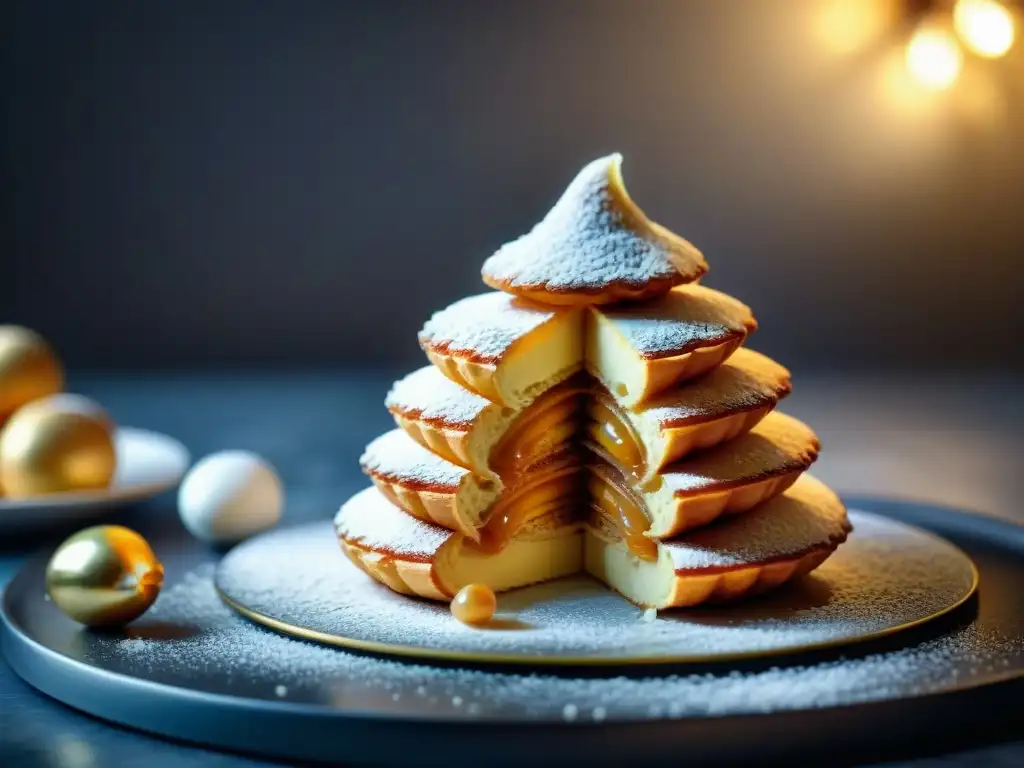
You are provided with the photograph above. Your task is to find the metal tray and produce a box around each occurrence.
[2,497,1022,766]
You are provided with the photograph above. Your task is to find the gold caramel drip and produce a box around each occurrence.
[586,398,646,484]
[489,381,586,479]
[588,469,657,562]
[472,466,580,555]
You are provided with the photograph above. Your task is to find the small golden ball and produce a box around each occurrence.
[450,583,497,625]
[0,325,63,423]
[0,394,116,498]
[46,525,164,627]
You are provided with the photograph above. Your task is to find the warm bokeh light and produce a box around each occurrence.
[954,63,1009,129]
[814,0,898,57]
[953,0,1016,58]
[906,25,963,90]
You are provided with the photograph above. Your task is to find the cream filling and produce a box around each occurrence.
[584,530,674,609]
[441,529,584,596]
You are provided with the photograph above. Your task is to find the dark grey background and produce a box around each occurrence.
[3,0,1022,373]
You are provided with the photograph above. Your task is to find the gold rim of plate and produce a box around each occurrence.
[214,527,979,668]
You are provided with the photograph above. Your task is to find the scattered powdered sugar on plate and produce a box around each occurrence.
[219,511,970,661]
[119,638,149,655]
[87,541,1020,723]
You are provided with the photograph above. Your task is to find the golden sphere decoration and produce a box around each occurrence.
[450,583,497,625]
[46,525,164,627]
[0,394,117,498]
[0,325,63,423]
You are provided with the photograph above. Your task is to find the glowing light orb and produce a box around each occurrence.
[954,0,1016,58]
[906,26,963,90]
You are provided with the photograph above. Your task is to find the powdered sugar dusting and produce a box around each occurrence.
[662,412,818,496]
[386,366,493,429]
[664,475,848,571]
[86,520,1018,723]
[418,293,559,364]
[224,510,968,663]
[599,284,755,359]
[482,154,706,292]
[360,429,469,491]
[335,486,453,560]
[119,638,148,655]
[643,348,790,427]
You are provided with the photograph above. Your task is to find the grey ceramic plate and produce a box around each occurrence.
[0,428,190,534]
[1,498,1021,766]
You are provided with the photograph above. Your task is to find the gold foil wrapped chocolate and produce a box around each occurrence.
[0,325,63,423]
[46,525,163,627]
[0,394,116,498]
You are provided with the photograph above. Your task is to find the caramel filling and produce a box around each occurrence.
[587,397,647,483]
[587,467,657,562]
[471,466,581,555]
[490,380,586,478]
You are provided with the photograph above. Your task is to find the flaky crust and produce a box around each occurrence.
[586,474,851,608]
[335,487,457,599]
[594,284,757,361]
[657,543,840,608]
[335,486,583,601]
[481,154,707,307]
[482,274,694,307]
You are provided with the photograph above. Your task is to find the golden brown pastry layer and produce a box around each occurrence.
[482,154,706,306]
[585,474,850,608]
[586,347,791,483]
[418,292,583,408]
[415,284,754,411]
[343,153,845,610]
[335,474,848,608]
[335,486,583,600]
[386,366,587,479]
[586,411,820,550]
[585,284,757,408]
[360,427,580,544]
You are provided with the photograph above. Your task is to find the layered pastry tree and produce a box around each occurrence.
[336,155,850,609]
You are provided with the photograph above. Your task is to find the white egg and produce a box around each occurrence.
[177,450,283,545]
